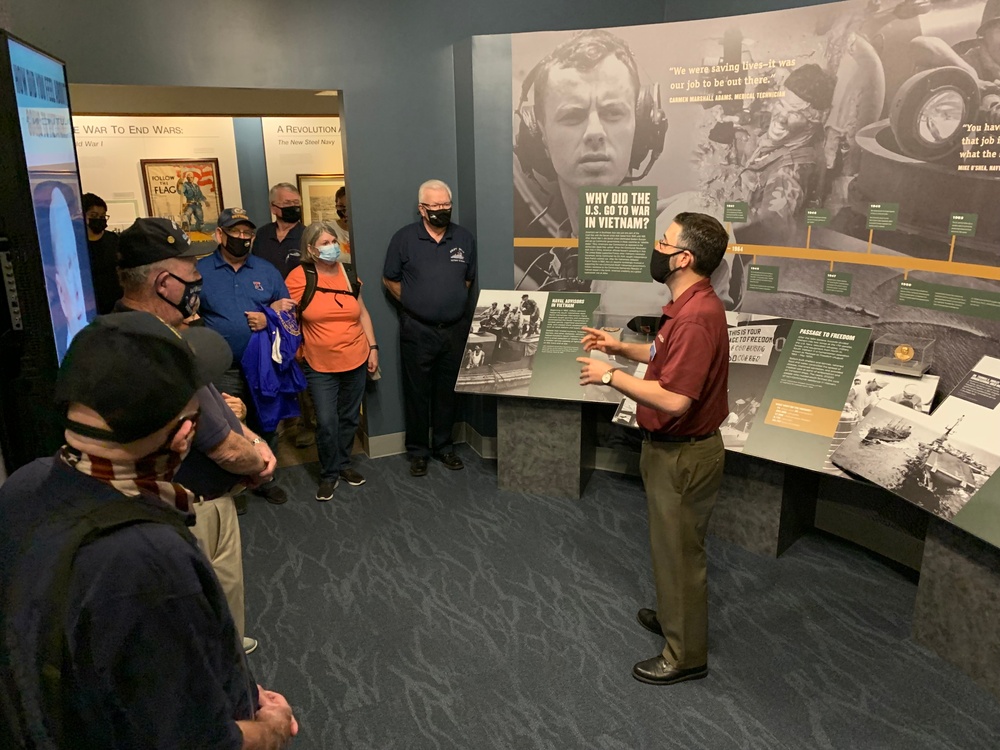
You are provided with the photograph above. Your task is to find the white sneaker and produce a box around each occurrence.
[243,636,259,655]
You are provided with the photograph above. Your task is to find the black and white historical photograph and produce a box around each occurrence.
[456,290,546,396]
[512,3,1000,393]
[720,316,792,450]
[833,398,1000,521]
[843,363,940,419]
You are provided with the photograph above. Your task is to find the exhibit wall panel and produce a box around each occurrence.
[260,117,344,195]
[509,3,1000,398]
[72,115,242,233]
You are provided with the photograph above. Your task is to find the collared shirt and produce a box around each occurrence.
[197,248,289,360]
[637,277,729,437]
[252,221,304,278]
[382,220,477,324]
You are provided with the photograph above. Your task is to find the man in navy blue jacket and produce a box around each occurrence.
[0,312,298,749]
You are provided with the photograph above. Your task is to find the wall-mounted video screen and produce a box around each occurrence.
[9,36,95,363]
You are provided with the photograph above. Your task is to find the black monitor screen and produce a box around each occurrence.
[9,37,96,363]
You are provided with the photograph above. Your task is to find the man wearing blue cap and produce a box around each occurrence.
[198,208,296,505]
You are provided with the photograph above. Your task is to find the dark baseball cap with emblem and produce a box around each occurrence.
[55,311,232,443]
[118,217,202,269]
[218,207,256,230]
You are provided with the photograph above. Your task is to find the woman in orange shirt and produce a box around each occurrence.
[286,221,378,500]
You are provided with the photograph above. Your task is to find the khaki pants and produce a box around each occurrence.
[190,495,246,637]
[639,432,724,669]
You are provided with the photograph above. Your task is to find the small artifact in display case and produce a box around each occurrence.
[870,335,935,376]
[601,326,623,342]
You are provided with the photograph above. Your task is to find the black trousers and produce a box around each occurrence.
[399,313,466,458]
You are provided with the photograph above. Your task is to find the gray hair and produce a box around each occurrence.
[268,182,300,204]
[300,221,341,261]
[417,179,452,204]
[117,260,169,292]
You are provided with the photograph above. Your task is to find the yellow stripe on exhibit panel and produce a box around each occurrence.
[763,399,843,438]
[515,236,1000,281]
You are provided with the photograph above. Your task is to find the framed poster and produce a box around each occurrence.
[140,158,223,240]
[297,173,344,225]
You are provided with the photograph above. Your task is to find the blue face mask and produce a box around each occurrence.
[316,242,341,263]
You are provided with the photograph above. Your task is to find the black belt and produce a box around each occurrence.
[640,429,717,444]
[404,310,463,329]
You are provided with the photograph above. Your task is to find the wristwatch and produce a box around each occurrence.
[370,344,379,350]
[601,368,615,385]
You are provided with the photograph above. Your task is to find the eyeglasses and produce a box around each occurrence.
[420,202,452,211]
[654,239,693,254]
[225,228,256,239]
[271,201,301,208]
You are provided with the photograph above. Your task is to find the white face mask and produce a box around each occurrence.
[316,242,341,263]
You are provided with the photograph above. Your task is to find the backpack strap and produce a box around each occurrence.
[299,262,361,314]
[339,262,361,298]
[297,262,319,320]
[36,500,192,747]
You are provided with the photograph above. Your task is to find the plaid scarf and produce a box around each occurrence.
[59,445,199,512]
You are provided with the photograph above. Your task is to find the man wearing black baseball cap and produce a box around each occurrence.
[116,216,278,654]
[0,312,298,748]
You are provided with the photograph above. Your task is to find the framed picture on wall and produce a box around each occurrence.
[296,173,345,226]
[139,158,223,240]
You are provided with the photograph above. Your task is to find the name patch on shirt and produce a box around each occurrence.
[450,247,466,263]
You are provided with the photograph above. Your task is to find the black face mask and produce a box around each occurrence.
[225,233,252,258]
[650,250,685,284]
[158,272,202,319]
[424,208,451,228]
[336,208,347,220]
[278,205,301,224]
[87,217,108,234]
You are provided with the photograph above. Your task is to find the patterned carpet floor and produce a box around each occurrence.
[239,446,1000,749]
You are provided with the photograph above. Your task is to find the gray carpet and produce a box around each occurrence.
[239,447,1000,749]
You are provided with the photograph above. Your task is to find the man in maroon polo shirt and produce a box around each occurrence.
[579,211,730,686]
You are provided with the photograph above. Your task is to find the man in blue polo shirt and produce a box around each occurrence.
[199,207,295,504]
[383,179,477,477]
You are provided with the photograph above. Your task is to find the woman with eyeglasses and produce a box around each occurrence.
[285,221,378,501]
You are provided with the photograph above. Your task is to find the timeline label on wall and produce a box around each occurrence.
[577,186,657,281]
[805,208,830,227]
[867,203,899,231]
[823,272,852,296]
[898,280,1000,321]
[949,213,979,237]
[724,201,749,223]
[747,264,779,293]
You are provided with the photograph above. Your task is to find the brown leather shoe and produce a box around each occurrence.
[636,608,663,637]
[410,457,428,477]
[632,655,707,686]
[434,452,464,470]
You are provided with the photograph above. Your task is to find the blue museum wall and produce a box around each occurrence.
[231,118,272,230]
[5,0,824,443]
